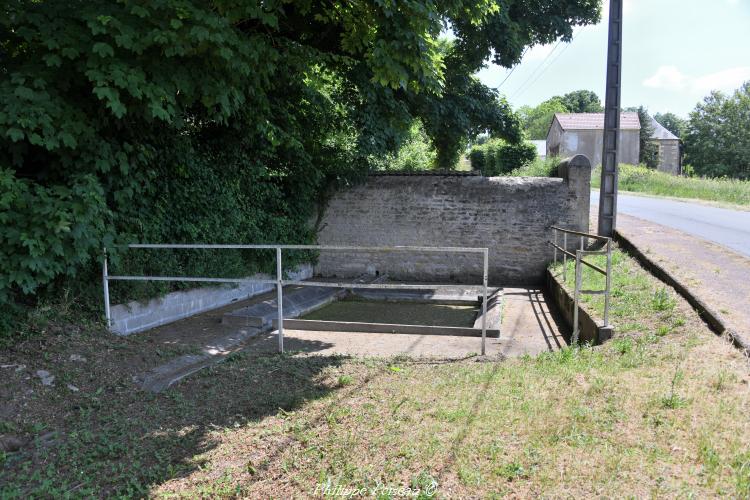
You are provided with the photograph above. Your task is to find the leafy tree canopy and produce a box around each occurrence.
[518,97,568,140]
[0,0,601,315]
[684,82,750,179]
[517,89,602,139]
[653,112,686,138]
[558,89,603,113]
[634,106,659,169]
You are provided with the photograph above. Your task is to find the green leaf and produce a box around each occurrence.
[5,128,24,142]
[92,42,114,58]
[43,54,63,67]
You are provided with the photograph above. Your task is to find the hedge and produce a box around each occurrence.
[469,139,537,175]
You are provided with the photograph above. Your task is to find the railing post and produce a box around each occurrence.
[481,249,488,356]
[553,228,558,265]
[604,238,612,327]
[563,232,568,282]
[102,248,111,330]
[276,247,284,353]
[572,250,582,345]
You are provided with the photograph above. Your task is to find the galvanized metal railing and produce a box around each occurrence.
[549,227,612,344]
[102,244,490,354]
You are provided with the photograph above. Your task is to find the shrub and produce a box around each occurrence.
[377,120,437,171]
[469,139,537,175]
[505,156,560,177]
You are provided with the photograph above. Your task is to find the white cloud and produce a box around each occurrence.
[643,65,689,91]
[693,66,750,93]
[643,65,750,94]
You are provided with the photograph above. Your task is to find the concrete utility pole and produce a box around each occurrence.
[598,0,623,237]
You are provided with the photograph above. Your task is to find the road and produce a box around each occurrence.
[591,191,750,258]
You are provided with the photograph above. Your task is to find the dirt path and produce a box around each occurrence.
[615,213,750,346]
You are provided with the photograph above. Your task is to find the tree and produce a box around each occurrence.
[0,0,601,319]
[634,106,659,168]
[654,112,687,138]
[684,82,750,179]
[518,97,569,139]
[557,90,603,113]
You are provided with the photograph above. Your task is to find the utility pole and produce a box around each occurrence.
[598,0,623,237]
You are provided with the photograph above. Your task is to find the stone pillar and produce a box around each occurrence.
[557,154,592,233]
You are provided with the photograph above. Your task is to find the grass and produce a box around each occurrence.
[592,164,750,207]
[3,245,750,497]
[504,156,559,177]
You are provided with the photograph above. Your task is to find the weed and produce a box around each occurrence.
[495,462,526,481]
[410,471,438,499]
[651,288,676,312]
[732,452,750,496]
[661,365,687,409]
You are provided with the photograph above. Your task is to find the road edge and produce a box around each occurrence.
[614,229,750,355]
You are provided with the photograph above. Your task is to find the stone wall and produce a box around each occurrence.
[316,156,591,285]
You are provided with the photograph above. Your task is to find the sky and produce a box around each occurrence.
[475,0,750,117]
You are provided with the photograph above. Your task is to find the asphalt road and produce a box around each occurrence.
[591,191,750,258]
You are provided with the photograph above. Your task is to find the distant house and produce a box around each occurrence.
[546,112,640,166]
[648,115,681,175]
[530,140,546,160]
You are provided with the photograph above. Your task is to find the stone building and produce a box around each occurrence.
[546,112,641,166]
[648,115,681,175]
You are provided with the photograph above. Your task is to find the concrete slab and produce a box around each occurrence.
[499,287,568,356]
[277,319,499,337]
[249,329,502,359]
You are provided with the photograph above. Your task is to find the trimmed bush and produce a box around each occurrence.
[469,139,537,175]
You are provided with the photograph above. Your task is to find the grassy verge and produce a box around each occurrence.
[2,246,750,497]
[592,164,750,207]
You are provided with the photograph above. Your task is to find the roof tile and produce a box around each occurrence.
[554,112,641,130]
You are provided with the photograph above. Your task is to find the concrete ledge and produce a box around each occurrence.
[110,265,313,335]
[546,269,612,344]
[277,319,500,338]
[614,229,750,354]
[350,288,487,305]
[473,288,502,332]
[222,285,346,327]
[135,327,262,393]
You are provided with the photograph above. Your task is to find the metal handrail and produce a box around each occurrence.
[549,226,612,344]
[549,226,610,241]
[102,244,491,355]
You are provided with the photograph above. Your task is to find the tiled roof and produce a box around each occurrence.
[554,112,641,130]
[649,115,679,140]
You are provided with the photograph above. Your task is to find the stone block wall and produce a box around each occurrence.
[316,157,591,285]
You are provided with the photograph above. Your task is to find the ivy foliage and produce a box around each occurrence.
[0,0,600,319]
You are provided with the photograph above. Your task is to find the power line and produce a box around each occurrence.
[510,27,588,100]
[507,40,564,99]
[493,48,528,91]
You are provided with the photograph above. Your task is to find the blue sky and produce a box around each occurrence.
[475,0,750,117]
